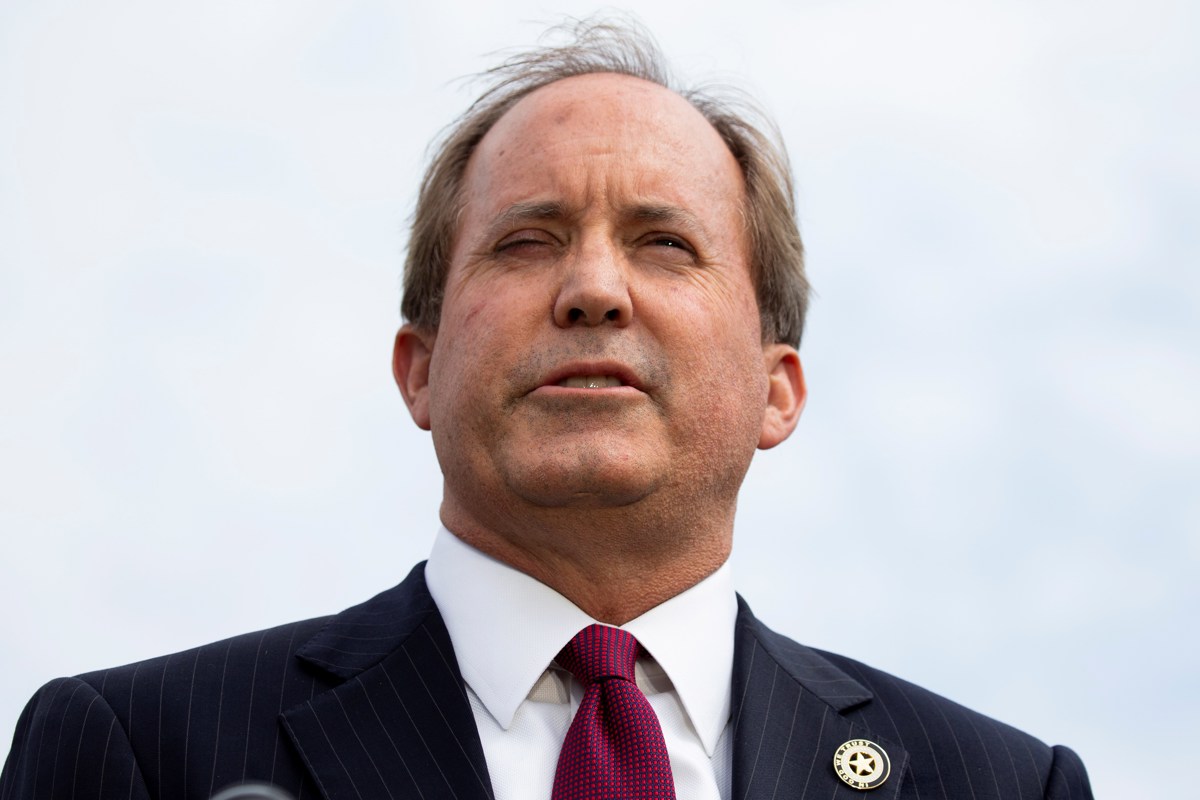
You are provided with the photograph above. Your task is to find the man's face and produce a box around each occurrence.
[396,73,803,535]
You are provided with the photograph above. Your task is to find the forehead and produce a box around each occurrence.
[462,72,745,218]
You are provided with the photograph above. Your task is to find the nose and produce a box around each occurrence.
[552,243,633,328]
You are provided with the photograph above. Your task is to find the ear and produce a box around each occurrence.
[758,343,806,450]
[392,324,436,431]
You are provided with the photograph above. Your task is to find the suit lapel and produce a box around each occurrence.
[280,564,493,800]
[279,568,911,800]
[731,598,909,800]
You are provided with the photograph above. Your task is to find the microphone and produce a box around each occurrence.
[210,783,296,800]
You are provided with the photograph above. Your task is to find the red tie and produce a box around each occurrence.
[551,624,677,800]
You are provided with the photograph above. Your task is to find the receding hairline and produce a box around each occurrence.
[454,71,749,255]
[468,70,742,173]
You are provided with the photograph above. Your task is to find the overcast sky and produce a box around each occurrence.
[2,2,1197,796]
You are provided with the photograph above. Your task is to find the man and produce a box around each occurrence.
[1,19,1092,800]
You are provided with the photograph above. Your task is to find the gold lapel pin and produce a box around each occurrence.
[833,739,891,790]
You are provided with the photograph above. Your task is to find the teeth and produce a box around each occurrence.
[558,375,623,389]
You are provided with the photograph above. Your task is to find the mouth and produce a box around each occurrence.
[556,375,625,389]
[535,362,644,395]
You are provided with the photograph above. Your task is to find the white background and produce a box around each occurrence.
[2,2,1197,796]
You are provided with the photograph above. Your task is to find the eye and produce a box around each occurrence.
[496,229,558,254]
[636,232,697,264]
[647,234,692,251]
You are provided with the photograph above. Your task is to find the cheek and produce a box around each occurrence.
[439,280,514,350]
[445,270,550,336]
[666,278,764,358]
[457,292,502,329]
[429,287,534,417]
[685,287,770,409]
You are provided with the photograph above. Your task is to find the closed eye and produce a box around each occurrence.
[496,229,559,253]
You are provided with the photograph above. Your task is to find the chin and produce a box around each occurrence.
[504,455,662,510]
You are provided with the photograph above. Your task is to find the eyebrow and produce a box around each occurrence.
[483,201,571,241]
[480,201,711,243]
[624,204,706,233]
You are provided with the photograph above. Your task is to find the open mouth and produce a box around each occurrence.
[556,375,624,389]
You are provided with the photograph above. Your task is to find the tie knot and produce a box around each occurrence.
[556,624,639,686]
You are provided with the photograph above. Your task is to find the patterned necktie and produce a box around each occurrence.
[551,624,677,800]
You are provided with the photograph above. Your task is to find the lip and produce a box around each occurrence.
[534,361,645,393]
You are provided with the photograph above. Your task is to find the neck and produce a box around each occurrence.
[440,501,734,625]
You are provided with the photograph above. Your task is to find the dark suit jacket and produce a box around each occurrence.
[1,563,1092,799]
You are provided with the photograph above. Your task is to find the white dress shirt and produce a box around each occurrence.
[425,526,737,800]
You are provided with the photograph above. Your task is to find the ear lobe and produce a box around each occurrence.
[759,344,806,450]
[393,325,436,431]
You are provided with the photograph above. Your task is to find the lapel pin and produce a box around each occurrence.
[833,739,891,790]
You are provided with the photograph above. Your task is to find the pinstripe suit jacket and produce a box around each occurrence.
[1,563,1092,799]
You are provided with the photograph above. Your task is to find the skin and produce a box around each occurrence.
[394,73,806,624]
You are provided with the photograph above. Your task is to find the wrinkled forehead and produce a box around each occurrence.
[463,72,746,214]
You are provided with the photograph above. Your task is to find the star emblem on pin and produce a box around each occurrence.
[848,750,876,775]
[833,739,891,790]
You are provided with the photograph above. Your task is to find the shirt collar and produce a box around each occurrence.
[424,526,737,756]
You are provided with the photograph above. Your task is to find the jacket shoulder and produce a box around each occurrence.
[814,646,1093,800]
[1,616,335,799]
[75,613,335,698]
[736,602,1093,799]
[3,565,437,797]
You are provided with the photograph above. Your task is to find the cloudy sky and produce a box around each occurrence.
[1,1,1196,795]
